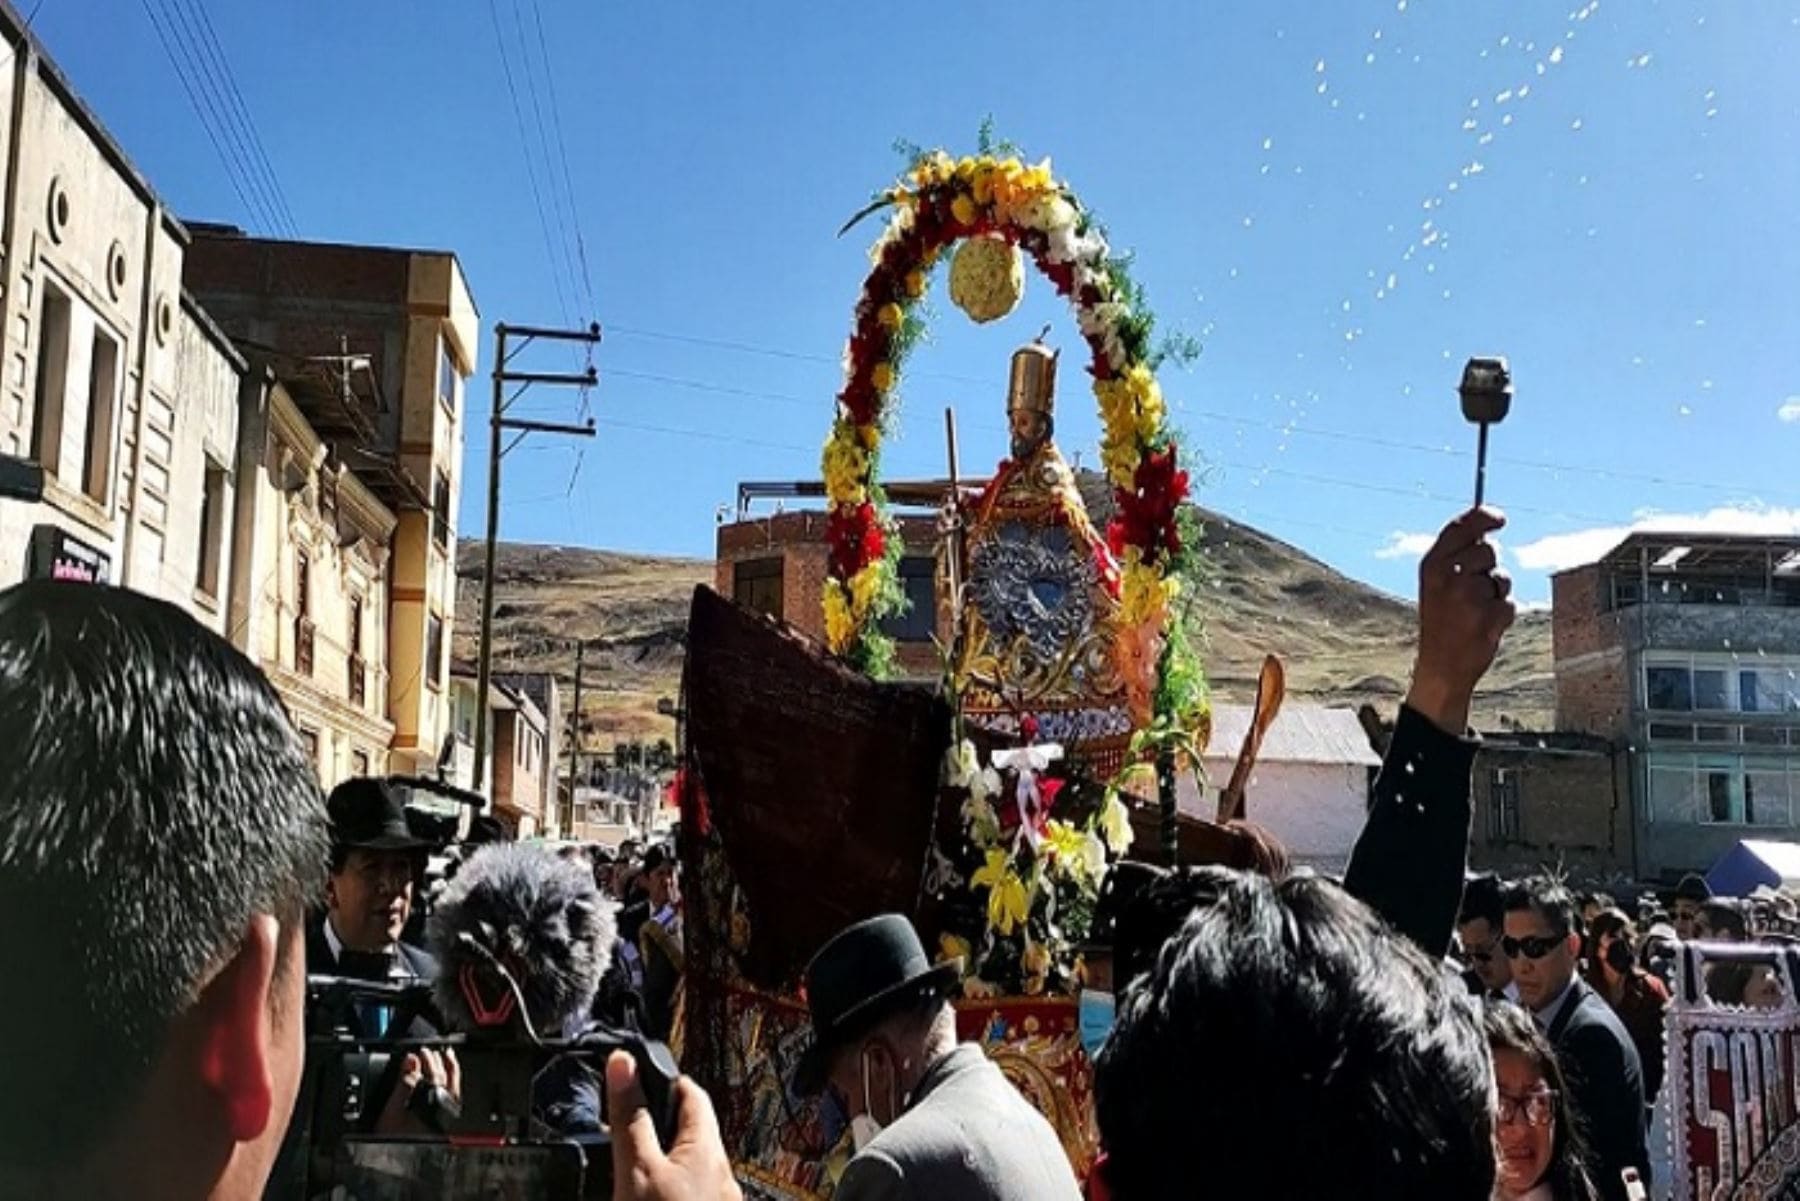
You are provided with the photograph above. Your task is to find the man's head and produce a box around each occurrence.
[1007,407,1053,461]
[1457,873,1513,995]
[323,778,429,952]
[1095,869,1495,1201]
[1673,873,1713,940]
[1698,898,1749,943]
[641,844,678,911]
[1501,876,1582,1011]
[0,581,327,1199]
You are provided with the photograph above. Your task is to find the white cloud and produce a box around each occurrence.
[1375,531,1436,560]
[1517,599,1553,614]
[1780,396,1800,423]
[1514,506,1800,573]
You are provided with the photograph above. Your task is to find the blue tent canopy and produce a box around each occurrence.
[1706,839,1800,897]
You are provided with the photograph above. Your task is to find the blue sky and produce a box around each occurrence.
[38,0,1800,604]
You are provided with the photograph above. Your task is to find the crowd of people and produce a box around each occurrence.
[0,504,1791,1201]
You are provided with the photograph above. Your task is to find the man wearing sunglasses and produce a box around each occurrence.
[1502,876,1646,1201]
[1456,873,1517,1001]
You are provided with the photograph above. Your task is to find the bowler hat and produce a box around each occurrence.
[793,914,961,1097]
[327,777,430,853]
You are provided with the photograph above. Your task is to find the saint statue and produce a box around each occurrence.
[953,338,1134,771]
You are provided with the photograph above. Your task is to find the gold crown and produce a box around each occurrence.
[1007,339,1058,417]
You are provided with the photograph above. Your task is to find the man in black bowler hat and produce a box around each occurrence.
[795,914,1080,1201]
[307,777,439,987]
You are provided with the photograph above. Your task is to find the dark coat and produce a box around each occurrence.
[1548,979,1649,1201]
[1343,704,1476,960]
[837,1045,1082,1201]
[304,916,441,1039]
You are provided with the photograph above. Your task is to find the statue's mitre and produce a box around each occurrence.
[1006,339,1058,417]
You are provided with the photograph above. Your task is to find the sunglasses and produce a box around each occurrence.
[1502,934,1566,961]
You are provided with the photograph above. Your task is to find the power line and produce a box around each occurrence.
[485,0,577,326]
[174,0,298,235]
[157,0,287,235]
[508,0,584,315]
[138,0,271,232]
[606,324,997,389]
[526,0,597,315]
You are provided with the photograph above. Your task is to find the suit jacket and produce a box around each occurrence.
[1548,979,1649,1201]
[303,916,441,1039]
[1343,704,1476,960]
[837,1045,1083,1201]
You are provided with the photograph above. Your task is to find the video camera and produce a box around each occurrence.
[269,975,680,1201]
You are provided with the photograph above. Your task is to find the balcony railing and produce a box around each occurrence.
[348,653,366,708]
[294,615,315,678]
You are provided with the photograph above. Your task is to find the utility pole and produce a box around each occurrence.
[473,321,601,789]
[566,639,586,834]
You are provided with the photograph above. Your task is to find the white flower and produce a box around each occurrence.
[1080,830,1109,879]
[1020,194,1077,235]
[1099,792,1133,855]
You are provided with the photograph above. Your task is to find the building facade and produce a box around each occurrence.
[1466,734,1633,886]
[491,682,549,837]
[227,362,396,791]
[184,232,478,776]
[1553,533,1800,882]
[495,670,562,836]
[715,504,949,677]
[0,11,241,627]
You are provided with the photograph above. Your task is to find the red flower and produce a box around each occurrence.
[827,502,884,578]
[1108,447,1190,561]
[1021,714,1040,743]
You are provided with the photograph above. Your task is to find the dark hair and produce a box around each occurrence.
[1577,891,1615,913]
[1095,869,1495,1201]
[0,581,328,1168]
[1459,873,1507,929]
[1588,907,1635,946]
[1503,875,1579,940]
[1675,873,1713,904]
[1484,1001,1601,1201]
[1702,899,1750,941]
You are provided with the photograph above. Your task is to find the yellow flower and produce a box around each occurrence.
[823,584,855,652]
[871,362,896,394]
[822,423,870,506]
[955,156,978,182]
[972,167,995,206]
[1099,792,1134,855]
[1044,820,1091,880]
[904,270,927,299]
[855,422,880,451]
[1121,558,1174,628]
[848,562,883,619]
[877,302,905,330]
[971,849,1031,936]
[951,194,978,227]
[939,933,972,966]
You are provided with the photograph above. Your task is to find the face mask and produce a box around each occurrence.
[1079,989,1117,1059]
[851,1043,895,1151]
[1605,938,1635,973]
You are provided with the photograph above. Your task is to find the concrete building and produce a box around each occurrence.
[0,7,241,630]
[184,232,478,776]
[1176,702,1380,875]
[1553,533,1800,882]
[496,670,563,835]
[445,660,492,800]
[491,680,549,838]
[226,358,396,790]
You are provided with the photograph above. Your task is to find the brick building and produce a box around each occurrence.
[184,231,478,777]
[1467,733,1633,886]
[714,482,953,677]
[1552,533,1800,882]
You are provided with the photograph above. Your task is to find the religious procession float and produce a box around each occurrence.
[671,140,1288,1199]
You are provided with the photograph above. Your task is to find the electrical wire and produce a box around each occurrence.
[172,0,298,235]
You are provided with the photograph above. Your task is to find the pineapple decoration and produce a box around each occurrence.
[949,235,1025,324]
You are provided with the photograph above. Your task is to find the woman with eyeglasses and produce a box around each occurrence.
[1485,1001,1601,1201]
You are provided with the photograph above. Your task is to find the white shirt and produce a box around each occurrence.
[1504,979,1522,1004]
[323,914,419,981]
[1532,976,1580,1032]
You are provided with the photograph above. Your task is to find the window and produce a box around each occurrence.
[196,461,226,599]
[30,282,71,474]
[438,339,460,413]
[1705,765,1741,824]
[733,557,783,619]
[1695,669,1731,711]
[1648,757,1698,824]
[432,471,452,553]
[427,613,445,690]
[348,595,366,708]
[81,328,119,503]
[1648,722,1694,742]
[1646,665,1692,711]
[1487,768,1521,841]
[294,551,314,676]
[879,556,938,643]
[299,728,320,767]
[352,750,371,777]
[1746,761,1793,828]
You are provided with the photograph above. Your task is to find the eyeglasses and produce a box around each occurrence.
[1501,934,1565,961]
[1497,1090,1557,1127]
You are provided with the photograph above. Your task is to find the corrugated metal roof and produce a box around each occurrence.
[1203,702,1382,768]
